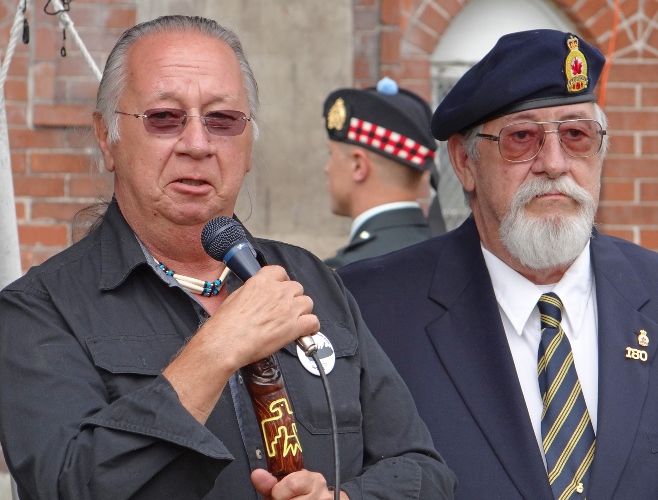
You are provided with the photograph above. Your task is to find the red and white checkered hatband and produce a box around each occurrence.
[346,117,434,166]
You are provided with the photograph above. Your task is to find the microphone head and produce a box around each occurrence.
[201,216,247,261]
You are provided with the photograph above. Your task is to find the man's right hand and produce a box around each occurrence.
[162,265,319,423]
[207,265,319,368]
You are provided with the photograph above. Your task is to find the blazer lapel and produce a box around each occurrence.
[588,233,658,499]
[426,219,553,499]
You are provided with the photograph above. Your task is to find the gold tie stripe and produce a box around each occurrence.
[537,292,595,499]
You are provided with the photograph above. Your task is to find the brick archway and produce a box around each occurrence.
[353,0,658,248]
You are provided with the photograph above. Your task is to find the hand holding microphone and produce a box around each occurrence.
[161,219,318,425]
[201,217,318,357]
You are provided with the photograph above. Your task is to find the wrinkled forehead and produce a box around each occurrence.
[122,30,245,106]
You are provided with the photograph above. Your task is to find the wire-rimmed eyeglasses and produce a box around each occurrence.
[115,108,252,136]
[476,119,606,162]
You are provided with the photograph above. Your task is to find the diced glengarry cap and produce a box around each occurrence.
[323,77,437,172]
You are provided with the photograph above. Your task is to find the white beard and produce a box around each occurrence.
[499,176,597,270]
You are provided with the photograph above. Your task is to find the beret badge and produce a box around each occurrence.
[327,97,347,132]
[565,35,589,93]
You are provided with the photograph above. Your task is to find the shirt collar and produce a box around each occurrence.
[100,199,272,294]
[551,241,594,338]
[99,200,148,291]
[350,201,420,240]
[482,241,593,338]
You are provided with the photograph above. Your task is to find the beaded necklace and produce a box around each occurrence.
[155,259,231,297]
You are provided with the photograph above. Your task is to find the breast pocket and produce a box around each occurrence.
[86,333,184,401]
[278,320,362,435]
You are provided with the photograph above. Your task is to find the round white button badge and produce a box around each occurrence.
[296,332,336,376]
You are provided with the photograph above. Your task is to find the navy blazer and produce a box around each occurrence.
[339,217,658,499]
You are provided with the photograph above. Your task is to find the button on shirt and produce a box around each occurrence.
[481,243,599,466]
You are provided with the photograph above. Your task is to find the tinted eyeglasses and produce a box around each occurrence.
[476,119,606,162]
[115,108,252,136]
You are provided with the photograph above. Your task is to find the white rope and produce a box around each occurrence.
[0,0,28,88]
[0,0,104,291]
[0,0,28,290]
[0,6,30,498]
[50,0,102,81]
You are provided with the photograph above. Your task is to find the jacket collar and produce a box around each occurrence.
[350,202,424,238]
[349,206,428,244]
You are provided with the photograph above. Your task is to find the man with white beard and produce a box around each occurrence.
[338,29,658,500]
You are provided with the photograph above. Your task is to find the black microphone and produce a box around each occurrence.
[201,216,317,356]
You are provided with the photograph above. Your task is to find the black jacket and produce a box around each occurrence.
[0,200,456,500]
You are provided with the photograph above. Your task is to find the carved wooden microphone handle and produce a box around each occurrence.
[242,354,304,478]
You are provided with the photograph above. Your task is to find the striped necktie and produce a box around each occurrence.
[537,292,595,499]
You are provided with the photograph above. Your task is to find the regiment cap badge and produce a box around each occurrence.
[327,97,347,131]
[565,35,589,93]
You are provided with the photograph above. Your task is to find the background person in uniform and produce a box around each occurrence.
[322,78,445,270]
[0,16,456,500]
[339,29,658,499]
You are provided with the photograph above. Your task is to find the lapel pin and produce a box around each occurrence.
[638,329,649,347]
[626,346,648,362]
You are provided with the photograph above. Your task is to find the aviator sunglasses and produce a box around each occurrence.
[115,108,252,136]
[477,119,606,162]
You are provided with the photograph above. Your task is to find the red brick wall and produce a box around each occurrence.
[1,0,135,272]
[4,1,658,274]
[353,0,658,249]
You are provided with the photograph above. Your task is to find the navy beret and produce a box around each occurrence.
[431,29,606,141]
[323,78,436,171]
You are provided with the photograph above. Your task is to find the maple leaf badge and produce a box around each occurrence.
[565,35,589,92]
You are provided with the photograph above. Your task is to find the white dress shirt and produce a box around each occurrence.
[350,201,421,240]
[481,242,598,466]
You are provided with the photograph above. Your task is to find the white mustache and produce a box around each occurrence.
[512,176,594,208]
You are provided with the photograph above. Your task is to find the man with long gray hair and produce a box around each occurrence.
[340,29,658,499]
[0,15,456,500]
